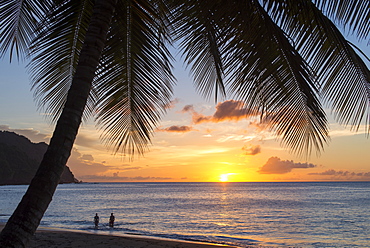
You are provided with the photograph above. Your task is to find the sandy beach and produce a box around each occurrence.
[0,224,237,248]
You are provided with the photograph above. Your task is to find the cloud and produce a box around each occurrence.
[112,170,144,178]
[156,140,169,146]
[79,174,173,181]
[308,169,370,180]
[198,148,229,154]
[242,145,261,155]
[248,120,270,132]
[67,148,113,177]
[165,98,180,110]
[121,166,143,171]
[74,133,100,148]
[157,125,196,133]
[0,125,101,149]
[258,157,317,174]
[212,100,251,121]
[68,149,143,179]
[193,114,213,124]
[217,135,255,143]
[183,100,258,124]
[181,104,195,113]
[80,154,94,161]
[0,125,50,143]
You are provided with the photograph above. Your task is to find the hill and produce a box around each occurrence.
[0,131,79,185]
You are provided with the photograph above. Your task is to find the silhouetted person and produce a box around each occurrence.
[94,213,99,228]
[109,213,115,227]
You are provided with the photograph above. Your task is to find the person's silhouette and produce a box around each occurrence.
[94,213,99,228]
[109,213,115,227]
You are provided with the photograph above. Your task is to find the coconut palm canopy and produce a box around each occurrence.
[0,0,369,247]
[1,0,369,156]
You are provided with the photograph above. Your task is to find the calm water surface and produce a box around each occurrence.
[1,182,369,247]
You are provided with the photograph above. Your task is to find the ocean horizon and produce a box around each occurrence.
[1,182,369,247]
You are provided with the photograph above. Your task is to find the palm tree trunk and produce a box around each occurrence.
[0,0,117,247]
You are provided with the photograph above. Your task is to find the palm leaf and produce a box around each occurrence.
[0,0,51,61]
[171,0,226,101]
[264,0,370,132]
[174,0,328,156]
[313,0,370,41]
[28,0,95,122]
[95,0,174,157]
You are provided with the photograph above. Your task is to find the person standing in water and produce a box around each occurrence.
[109,213,115,227]
[94,213,99,228]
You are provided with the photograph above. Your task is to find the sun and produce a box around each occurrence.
[219,173,235,182]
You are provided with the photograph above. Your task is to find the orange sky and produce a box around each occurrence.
[67,102,370,182]
[1,91,369,182]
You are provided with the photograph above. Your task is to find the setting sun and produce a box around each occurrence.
[219,173,236,182]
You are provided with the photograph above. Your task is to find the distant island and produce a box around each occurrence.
[0,131,79,185]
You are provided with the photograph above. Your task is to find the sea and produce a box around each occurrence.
[1,182,369,247]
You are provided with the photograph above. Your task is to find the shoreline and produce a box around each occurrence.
[0,224,239,247]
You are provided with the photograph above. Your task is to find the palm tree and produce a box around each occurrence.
[0,0,368,247]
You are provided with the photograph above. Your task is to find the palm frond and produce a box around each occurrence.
[215,0,328,156]
[28,0,95,122]
[171,0,226,101]
[0,0,51,61]
[264,0,370,132]
[313,0,370,41]
[95,0,175,157]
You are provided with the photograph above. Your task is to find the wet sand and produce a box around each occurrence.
[0,224,238,247]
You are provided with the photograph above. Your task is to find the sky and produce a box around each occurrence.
[1,37,369,183]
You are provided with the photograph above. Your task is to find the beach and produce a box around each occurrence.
[0,224,237,248]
